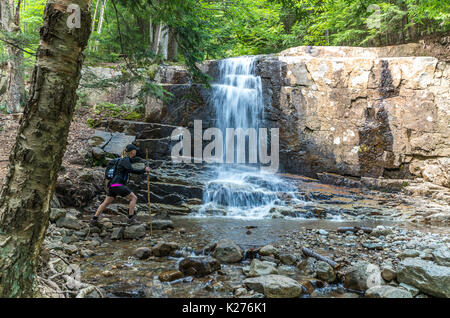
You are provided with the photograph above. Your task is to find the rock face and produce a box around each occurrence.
[179,257,221,277]
[343,261,383,291]
[365,286,412,298]
[213,239,243,263]
[243,274,303,298]
[397,258,450,298]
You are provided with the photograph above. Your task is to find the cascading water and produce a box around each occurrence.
[197,56,303,219]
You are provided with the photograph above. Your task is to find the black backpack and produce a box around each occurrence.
[105,158,121,181]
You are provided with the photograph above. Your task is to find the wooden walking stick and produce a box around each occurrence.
[146,148,152,237]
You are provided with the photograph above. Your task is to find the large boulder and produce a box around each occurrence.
[243,275,303,298]
[397,258,450,298]
[343,261,383,291]
[432,247,450,267]
[247,259,279,277]
[213,239,243,263]
[179,257,221,277]
[365,286,413,298]
[55,215,82,230]
[123,224,147,239]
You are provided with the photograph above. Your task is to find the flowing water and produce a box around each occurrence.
[199,56,302,218]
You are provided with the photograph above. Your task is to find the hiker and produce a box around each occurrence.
[90,144,150,227]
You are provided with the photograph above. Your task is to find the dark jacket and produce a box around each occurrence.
[110,156,146,186]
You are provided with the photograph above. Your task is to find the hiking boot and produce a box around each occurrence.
[89,217,100,227]
[127,215,139,225]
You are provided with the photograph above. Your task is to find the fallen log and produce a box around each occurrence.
[301,247,340,269]
[337,226,372,234]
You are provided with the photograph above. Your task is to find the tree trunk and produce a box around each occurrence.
[97,0,107,34]
[152,22,162,55]
[159,23,168,60]
[0,0,92,298]
[91,0,99,31]
[167,27,178,61]
[0,0,25,113]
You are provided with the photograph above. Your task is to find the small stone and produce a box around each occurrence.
[102,270,114,277]
[315,261,336,283]
[259,244,278,257]
[247,259,279,277]
[213,239,243,263]
[80,249,95,258]
[111,227,124,240]
[159,270,183,282]
[133,247,152,260]
[318,229,329,236]
[399,283,420,297]
[381,265,397,282]
[365,286,412,298]
[179,257,221,277]
[244,275,303,298]
[278,253,298,266]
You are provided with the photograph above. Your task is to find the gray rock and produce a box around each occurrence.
[123,224,146,239]
[133,247,152,260]
[399,249,420,259]
[315,261,336,283]
[397,258,450,298]
[102,132,136,156]
[179,257,221,277]
[344,261,383,291]
[365,286,413,298]
[152,241,178,257]
[80,249,95,258]
[362,242,383,250]
[247,259,279,277]
[432,247,450,266]
[399,283,420,297]
[111,227,124,240]
[318,229,329,236]
[278,253,298,265]
[50,208,67,223]
[381,265,397,282]
[259,244,278,256]
[244,275,303,298]
[151,219,174,230]
[213,239,243,263]
[56,216,82,230]
[370,226,393,238]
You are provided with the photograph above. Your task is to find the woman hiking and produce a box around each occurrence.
[90,144,150,227]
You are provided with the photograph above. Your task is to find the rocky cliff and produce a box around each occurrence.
[81,43,450,190]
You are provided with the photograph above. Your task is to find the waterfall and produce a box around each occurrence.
[196,56,302,219]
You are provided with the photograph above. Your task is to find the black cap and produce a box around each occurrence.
[125,144,139,152]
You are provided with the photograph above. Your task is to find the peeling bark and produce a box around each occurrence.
[0,0,92,297]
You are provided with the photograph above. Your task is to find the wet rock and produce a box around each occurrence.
[399,249,420,259]
[56,216,83,231]
[362,242,383,250]
[111,227,124,240]
[315,261,336,283]
[260,255,280,265]
[80,249,95,258]
[50,208,67,223]
[343,261,383,291]
[399,283,420,297]
[278,253,298,266]
[159,270,183,282]
[243,275,303,298]
[151,241,178,257]
[259,244,278,257]
[179,257,221,277]
[432,247,450,266]
[365,286,413,298]
[151,219,174,230]
[298,257,316,276]
[370,226,393,238]
[123,224,146,239]
[247,259,279,277]
[133,247,152,260]
[381,264,397,282]
[213,239,243,263]
[397,258,450,298]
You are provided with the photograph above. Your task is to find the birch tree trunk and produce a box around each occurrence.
[97,0,107,34]
[159,23,168,60]
[0,0,92,298]
[0,0,25,113]
[91,0,99,31]
[151,22,162,55]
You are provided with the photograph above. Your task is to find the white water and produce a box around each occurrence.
[197,56,303,219]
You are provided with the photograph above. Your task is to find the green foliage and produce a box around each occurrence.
[93,102,143,120]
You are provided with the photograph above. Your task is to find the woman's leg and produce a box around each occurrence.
[126,192,138,216]
[95,196,115,217]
